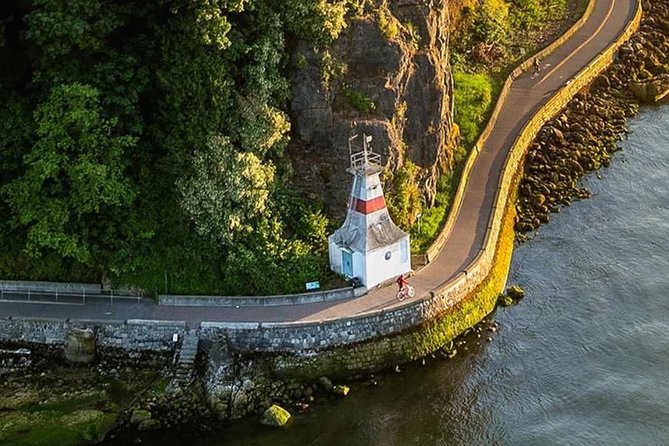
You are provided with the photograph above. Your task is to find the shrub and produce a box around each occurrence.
[377,5,399,39]
[386,160,422,230]
[410,171,454,252]
[343,87,376,113]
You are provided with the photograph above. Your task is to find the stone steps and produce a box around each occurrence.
[172,331,199,385]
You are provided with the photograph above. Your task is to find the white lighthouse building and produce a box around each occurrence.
[328,134,411,289]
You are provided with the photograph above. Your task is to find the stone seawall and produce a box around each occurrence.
[0,317,186,353]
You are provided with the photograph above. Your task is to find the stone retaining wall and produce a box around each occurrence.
[0,316,186,353]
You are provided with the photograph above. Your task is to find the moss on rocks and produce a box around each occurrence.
[260,404,291,427]
[506,285,525,300]
[498,294,515,307]
[0,366,160,446]
[332,385,350,396]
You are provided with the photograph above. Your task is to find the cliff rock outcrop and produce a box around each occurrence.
[289,0,457,218]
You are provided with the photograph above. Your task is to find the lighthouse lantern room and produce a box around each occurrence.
[328,134,411,289]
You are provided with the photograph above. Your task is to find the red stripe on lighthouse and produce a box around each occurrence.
[352,196,386,214]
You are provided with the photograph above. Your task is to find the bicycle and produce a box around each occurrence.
[396,284,415,301]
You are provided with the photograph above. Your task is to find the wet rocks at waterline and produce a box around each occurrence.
[64,328,96,364]
[260,404,291,427]
[497,285,525,307]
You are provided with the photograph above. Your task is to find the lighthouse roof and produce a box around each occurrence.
[331,212,407,253]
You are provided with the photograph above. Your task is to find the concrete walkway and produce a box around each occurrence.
[0,0,638,328]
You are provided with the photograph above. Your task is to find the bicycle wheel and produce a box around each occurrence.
[407,285,415,298]
[396,289,405,301]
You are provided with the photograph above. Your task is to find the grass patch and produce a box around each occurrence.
[453,71,494,147]
[0,409,117,446]
[410,172,455,252]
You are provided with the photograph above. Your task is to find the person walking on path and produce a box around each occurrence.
[533,57,541,74]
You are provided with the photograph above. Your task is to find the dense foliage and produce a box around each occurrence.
[0,0,354,294]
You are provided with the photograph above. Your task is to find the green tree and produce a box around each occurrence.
[221,216,327,295]
[386,160,422,229]
[3,83,137,267]
[177,135,275,244]
[471,0,510,44]
[282,0,350,43]
[25,0,150,134]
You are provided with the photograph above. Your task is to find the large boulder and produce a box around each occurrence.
[630,74,669,102]
[137,419,161,432]
[318,376,333,391]
[507,285,525,300]
[130,409,152,426]
[230,388,249,419]
[497,294,514,307]
[260,405,291,427]
[64,328,96,364]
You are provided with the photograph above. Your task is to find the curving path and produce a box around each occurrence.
[0,0,638,328]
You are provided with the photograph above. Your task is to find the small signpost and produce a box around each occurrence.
[305,281,320,291]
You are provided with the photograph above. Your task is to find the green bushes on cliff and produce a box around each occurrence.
[410,172,454,252]
[343,87,377,113]
[386,160,422,230]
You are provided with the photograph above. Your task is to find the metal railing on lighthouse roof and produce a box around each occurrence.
[349,133,381,171]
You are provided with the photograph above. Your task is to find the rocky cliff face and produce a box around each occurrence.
[288,0,457,219]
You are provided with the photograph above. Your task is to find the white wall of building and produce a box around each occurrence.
[329,235,411,288]
[365,236,411,289]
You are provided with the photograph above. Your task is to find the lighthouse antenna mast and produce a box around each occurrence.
[348,133,380,172]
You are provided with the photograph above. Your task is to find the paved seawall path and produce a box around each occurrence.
[0,0,638,328]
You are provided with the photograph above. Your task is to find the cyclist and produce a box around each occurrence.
[396,274,410,294]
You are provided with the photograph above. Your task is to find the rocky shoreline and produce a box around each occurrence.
[515,0,669,237]
[103,315,503,445]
